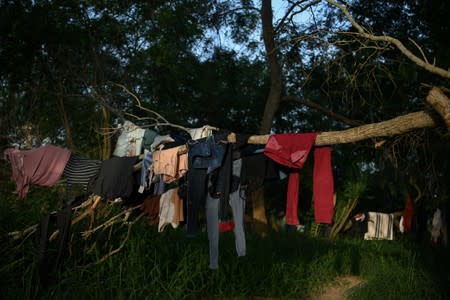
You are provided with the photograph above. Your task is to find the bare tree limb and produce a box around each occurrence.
[282,95,364,126]
[326,0,450,79]
[424,86,450,131]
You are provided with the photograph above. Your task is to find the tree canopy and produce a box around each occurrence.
[1,0,449,211]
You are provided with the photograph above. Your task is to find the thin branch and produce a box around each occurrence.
[95,213,144,264]
[110,82,169,123]
[282,96,363,126]
[408,37,429,64]
[326,0,450,79]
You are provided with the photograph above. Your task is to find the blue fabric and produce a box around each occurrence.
[139,150,153,191]
[187,135,227,173]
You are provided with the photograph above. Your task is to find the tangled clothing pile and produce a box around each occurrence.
[4,145,71,199]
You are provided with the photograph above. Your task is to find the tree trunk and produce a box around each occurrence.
[260,0,283,134]
[253,0,283,235]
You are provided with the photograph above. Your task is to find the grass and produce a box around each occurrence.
[1,192,449,299]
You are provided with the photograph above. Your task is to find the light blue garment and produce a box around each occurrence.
[138,150,153,193]
[206,158,246,270]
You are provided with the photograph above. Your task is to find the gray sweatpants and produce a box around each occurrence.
[206,159,246,269]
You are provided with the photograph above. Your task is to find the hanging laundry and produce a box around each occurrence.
[113,121,146,157]
[152,145,188,183]
[138,150,153,193]
[141,194,160,226]
[4,145,71,199]
[150,134,175,151]
[142,129,158,151]
[90,156,138,200]
[188,125,217,140]
[206,158,247,270]
[186,133,228,236]
[264,133,334,225]
[402,197,414,233]
[364,212,394,240]
[430,208,442,244]
[158,188,184,232]
[63,153,102,194]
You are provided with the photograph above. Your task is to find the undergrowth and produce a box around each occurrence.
[1,191,449,300]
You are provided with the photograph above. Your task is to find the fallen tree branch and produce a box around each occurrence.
[228,110,436,145]
[424,86,450,131]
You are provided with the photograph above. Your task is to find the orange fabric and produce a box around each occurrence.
[152,146,188,183]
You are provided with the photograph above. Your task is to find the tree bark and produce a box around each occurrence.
[232,110,436,145]
[424,87,450,131]
[260,0,283,134]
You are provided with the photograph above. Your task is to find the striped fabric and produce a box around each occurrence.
[63,154,102,193]
[364,212,394,240]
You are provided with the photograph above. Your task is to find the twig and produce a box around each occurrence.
[95,213,144,264]
[326,0,450,78]
[80,204,142,239]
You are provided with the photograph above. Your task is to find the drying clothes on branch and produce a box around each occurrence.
[90,156,138,200]
[209,143,233,223]
[142,129,158,151]
[186,133,228,236]
[364,212,394,240]
[63,153,101,194]
[402,197,414,233]
[264,133,334,225]
[240,149,280,196]
[141,194,161,226]
[312,147,334,224]
[138,150,153,193]
[430,208,442,244]
[188,125,217,140]
[206,158,247,269]
[158,188,184,232]
[113,121,146,157]
[150,134,175,151]
[152,145,188,183]
[4,145,71,199]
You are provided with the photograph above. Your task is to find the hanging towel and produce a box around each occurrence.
[364,212,394,240]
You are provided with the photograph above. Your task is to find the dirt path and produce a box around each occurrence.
[305,275,364,300]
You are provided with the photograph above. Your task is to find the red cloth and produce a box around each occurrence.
[313,147,334,224]
[219,220,235,232]
[4,145,71,199]
[403,197,414,232]
[264,133,334,225]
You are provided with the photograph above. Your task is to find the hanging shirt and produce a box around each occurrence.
[90,156,138,199]
[63,154,102,193]
[4,145,71,199]
[152,146,188,183]
[113,121,146,157]
[158,188,184,232]
[188,125,216,140]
